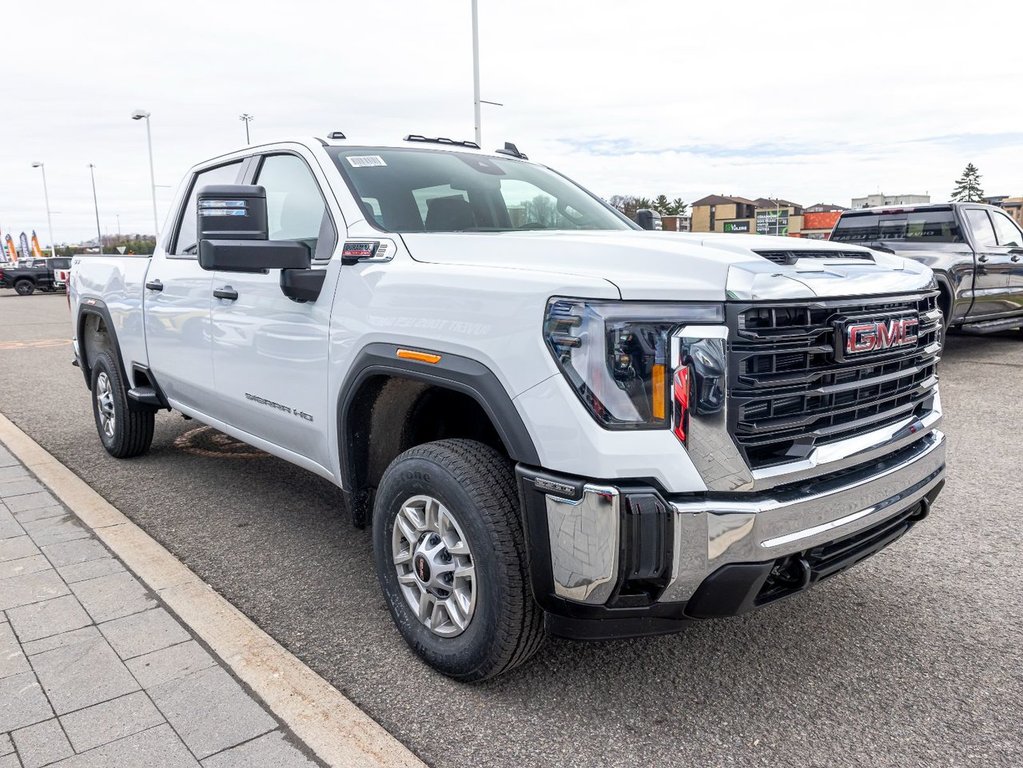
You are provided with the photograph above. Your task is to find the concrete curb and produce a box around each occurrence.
[0,412,426,768]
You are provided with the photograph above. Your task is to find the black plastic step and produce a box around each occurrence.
[127,386,163,406]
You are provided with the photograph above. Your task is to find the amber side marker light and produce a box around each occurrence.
[396,348,442,364]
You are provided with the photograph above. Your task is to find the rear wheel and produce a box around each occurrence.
[372,439,545,681]
[14,279,34,296]
[90,351,155,458]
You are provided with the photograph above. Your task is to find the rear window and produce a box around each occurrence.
[832,208,963,243]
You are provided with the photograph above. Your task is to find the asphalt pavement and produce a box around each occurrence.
[1,290,1021,768]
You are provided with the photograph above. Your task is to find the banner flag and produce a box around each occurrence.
[18,232,30,259]
[31,230,43,258]
[4,234,17,261]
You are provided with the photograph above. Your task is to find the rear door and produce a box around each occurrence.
[962,207,1013,319]
[988,209,1023,315]
[145,160,244,411]
[209,148,340,469]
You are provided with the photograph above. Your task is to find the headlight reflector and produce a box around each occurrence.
[543,298,724,429]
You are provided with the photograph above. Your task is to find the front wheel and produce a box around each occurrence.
[372,439,545,681]
[14,279,34,296]
[90,351,155,458]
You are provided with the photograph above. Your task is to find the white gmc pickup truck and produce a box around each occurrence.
[70,135,946,681]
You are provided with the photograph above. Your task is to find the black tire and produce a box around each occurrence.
[14,279,34,296]
[372,439,545,681]
[90,351,155,458]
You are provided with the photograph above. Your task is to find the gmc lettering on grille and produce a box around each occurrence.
[844,317,919,355]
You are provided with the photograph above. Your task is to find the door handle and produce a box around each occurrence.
[145,279,163,291]
[213,286,239,301]
[978,254,989,263]
[1012,254,1021,262]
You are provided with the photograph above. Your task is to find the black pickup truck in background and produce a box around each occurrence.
[830,203,1023,335]
[0,257,72,295]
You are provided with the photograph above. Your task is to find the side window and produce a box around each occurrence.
[255,154,335,261]
[172,161,244,256]
[990,211,1023,247]
[964,209,998,248]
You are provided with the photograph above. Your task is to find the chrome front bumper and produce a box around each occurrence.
[660,428,945,603]
[539,429,945,608]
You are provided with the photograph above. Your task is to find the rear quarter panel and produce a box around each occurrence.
[71,255,152,375]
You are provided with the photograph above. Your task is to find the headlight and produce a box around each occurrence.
[543,298,724,429]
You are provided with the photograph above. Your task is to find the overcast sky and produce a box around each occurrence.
[2,0,1020,244]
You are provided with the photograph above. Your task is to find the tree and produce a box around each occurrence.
[609,194,675,219]
[951,163,985,202]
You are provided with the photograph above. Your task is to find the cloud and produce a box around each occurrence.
[1,0,1020,242]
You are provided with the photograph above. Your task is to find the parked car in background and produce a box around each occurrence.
[831,203,1023,334]
[0,257,72,295]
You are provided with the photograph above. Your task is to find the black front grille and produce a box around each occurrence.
[727,292,941,469]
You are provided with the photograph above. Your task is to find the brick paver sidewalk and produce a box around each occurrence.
[0,442,323,768]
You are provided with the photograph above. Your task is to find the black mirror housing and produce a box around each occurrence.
[198,240,311,273]
[197,185,269,241]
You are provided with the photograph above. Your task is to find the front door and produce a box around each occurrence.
[210,150,339,470]
[145,160,244,412]
[962,208,1013,319]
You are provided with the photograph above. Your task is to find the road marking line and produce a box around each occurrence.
[0,412,425,768]
[0,338,72,350]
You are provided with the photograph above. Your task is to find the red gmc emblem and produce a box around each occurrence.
[842,315,919,357]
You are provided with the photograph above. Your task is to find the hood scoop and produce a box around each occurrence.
[754,249,874,266]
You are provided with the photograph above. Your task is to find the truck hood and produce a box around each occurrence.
[400,230,935,301]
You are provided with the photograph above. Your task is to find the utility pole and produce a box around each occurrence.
[240,113,254,145]
[30,162,56,257]
[88,164,103,254]
[131,110,160,237]
[471,0,481,145]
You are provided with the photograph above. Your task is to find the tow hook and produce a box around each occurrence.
[910,497,931,522]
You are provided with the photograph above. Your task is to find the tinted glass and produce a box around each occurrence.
[964,209,998,248]
[832,209,963,243]
[990,211,1023,247]
[174,162,243,255]
[328,147,631,233]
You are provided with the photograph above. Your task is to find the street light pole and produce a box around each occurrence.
[30,162,56,257]
[239,113,254,145]
[88,164,103,254]
[132,110,160,237]
[471,0,481,145]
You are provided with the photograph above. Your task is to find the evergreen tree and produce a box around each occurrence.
[951,163,985,202]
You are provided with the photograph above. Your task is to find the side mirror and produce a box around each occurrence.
[635,209,662,231]
[197,184,311,273]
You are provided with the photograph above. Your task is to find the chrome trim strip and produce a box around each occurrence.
[545,484,620,605]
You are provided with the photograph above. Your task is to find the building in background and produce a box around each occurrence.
[660,215,691,232]
[998,197,1023,226]
[851,193,930,209]
[690,195,757,233]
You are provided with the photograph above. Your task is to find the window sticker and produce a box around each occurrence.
[346,155,387,168]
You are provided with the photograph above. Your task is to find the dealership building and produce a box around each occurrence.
[689,196,845,239]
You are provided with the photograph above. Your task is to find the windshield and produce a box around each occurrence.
[832,208,963,243]
[327,147,633,233]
